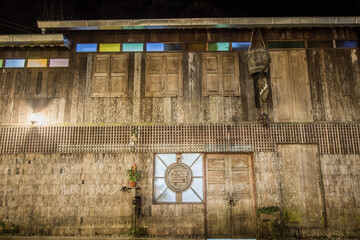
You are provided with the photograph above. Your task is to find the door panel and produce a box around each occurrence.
[206,154,256,238]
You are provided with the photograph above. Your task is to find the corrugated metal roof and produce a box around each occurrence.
[0,34,71,48]
[37,17,360,31]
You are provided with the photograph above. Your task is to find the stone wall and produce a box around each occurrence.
[320,155,360,237]
[0,153,204,236]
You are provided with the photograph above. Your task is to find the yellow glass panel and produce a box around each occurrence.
[27,59,47,68]
[99,43,121,52]
[186,43,206,52]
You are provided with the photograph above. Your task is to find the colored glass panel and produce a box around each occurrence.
[335,40,360,48]
[5,59,25,68]
[49,59,69,67]
[268,41,305,49]
[209,42,230,51]
[99,43,121,52]
[0,59,3,68]
[27,59,47,68]
[146,43,164,52]
[122,43,143,52]
[164,43,182,51]
[186,43,206,52]
[76,43,98,52]
[307,40,333,48]
[232,42,251,50]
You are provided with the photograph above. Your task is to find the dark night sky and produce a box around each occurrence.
[1,0,360,34]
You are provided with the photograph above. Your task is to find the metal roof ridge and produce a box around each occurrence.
[37,17,360,31]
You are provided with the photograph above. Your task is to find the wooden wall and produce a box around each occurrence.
[0,28,360,125]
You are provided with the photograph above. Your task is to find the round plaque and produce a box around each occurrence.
[165,163,193,192]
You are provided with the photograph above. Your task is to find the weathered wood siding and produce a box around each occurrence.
[307,49,360,122]
[0,29,359,125]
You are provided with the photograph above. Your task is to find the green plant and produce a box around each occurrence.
[126,163,140,182]
[257,206,280,215]
[0,219,20,235]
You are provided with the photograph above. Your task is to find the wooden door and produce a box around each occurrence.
[206,154,256,238]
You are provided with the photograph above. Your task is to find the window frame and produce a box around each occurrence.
[153,153,205,204]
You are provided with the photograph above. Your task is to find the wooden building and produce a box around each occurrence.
[0,17,359,238]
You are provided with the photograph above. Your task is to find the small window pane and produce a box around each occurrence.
[154,178,167,199]
[155,157,167,177]
[76,43,98,52]
[146,43,164,52]
[0,59,3,67]
[182,153,200,166]
[164,43,182,51]
[182,188,201,202]
[268,41,305,49]
[186,43,206,52]
[232,42,251,50]
[307,40,333,48]
[191,178,204,200]
[123,43,143,52]
[5,59,25,68]
[209,42,229,51]
[27,59,47,68]
[99,43,121,52]
[49,59,69,67]
[336,40,360,48]
[157,154,176,167]
[191,156,203,177]
[157,188,176,202]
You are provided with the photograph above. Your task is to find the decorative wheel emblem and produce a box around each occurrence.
[165,163,193,192]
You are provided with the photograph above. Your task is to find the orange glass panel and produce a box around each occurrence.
[27,59,48,68]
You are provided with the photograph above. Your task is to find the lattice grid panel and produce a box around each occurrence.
[0,124,359,155]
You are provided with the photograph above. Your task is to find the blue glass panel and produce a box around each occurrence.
[336,40,360,48]
[76,43,98,52]
[5,59,25,68]
[146,43,164,52]
[123,43,144,52]
[232,42,251,50]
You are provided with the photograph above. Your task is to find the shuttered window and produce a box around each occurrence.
[91,54,129,97]
[145,53,183,97]
[201,52,240,96]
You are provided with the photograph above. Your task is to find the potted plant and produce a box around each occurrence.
[257,206,280,221]
[127,163,140,187]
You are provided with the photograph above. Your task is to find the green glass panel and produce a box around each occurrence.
[0,59,3,68]
[123,43,144,52]
[209,42,229,51]
[268,41,305,49]
[99,43,121,52]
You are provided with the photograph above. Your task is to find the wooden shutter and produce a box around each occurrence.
[165,54,182,97]
[270,50,313,122]
[202,53,221,96]
[222,53,240,96]
[146,53,183,97]
[110,54,128,97]
[91,55,110,97]
[202,53,240,96]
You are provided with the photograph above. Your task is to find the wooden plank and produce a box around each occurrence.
[132,53,142,123]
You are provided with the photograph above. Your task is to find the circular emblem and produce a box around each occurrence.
[165,163,193,192]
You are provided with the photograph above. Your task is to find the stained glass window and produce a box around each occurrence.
[154,153,203,203]
[99,43,121,52]
[27,59,48,68]
[123,43,144,52]
[232,42,251,50]
[49,59,69,67]
[5,59,25,68]
[209,42,230,51]
[268,41,305,49]
[0,59,3,68]
[76,43,98,52]
[335,40,360,48]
